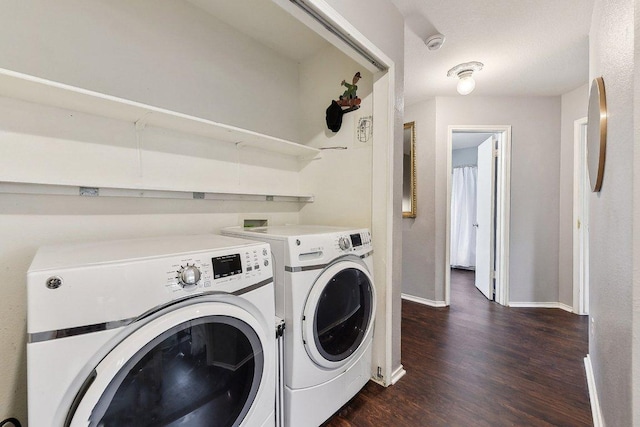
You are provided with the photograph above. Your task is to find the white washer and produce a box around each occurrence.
[222,226,376,427]
[27,234,276,427]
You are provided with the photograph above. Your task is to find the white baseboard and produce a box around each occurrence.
[509,302,574,312]
[584,355,604,427]
[558,303,574,313]
[389,365,406,385]
[401,293,447,307]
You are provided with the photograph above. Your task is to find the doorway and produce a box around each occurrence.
[573,117,589,315]
[446,125,511,306]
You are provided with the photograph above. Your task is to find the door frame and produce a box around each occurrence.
[445,125,512,306]
[272,0,404,386]
[573,117,589,315]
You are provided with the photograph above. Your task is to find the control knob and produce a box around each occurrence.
[178,264,201,287]
[338,236,351,251]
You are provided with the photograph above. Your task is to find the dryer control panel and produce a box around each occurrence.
[287,229,372,264]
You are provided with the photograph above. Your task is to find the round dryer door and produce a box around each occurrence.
[65,300,269,427]
[302,259,376,369]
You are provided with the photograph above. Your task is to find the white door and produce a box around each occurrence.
[475,137,495,300]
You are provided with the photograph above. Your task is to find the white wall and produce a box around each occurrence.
[559,84,589,307]
[298,46,374,228]
[437,97,562,304]
[402,100,436,300]
[588,0,635,424]
[0,0,302,142]
[404,96,562,304]
[0,97,303,195]
[404,86,589,309]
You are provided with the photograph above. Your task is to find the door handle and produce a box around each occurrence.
[473,223,479,228]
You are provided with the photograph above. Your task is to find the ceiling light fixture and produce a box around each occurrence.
[447,61,484,95]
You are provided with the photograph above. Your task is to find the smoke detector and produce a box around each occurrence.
[425,34,445,51]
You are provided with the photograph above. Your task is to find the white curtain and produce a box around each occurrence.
[450,166,477,268]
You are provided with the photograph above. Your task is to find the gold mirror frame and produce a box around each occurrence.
[402,122,417,218]
[587,77,607,192]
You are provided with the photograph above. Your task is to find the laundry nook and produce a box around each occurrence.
[0,1,403,426]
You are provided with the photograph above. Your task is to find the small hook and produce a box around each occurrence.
[341,105,360,115]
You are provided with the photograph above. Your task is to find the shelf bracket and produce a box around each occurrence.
[79,187,99,197]
[134,111,153,131]
[134,119,146,131]
[133,112,153,178]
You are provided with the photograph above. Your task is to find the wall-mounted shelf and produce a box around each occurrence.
[0,68,320,159]
[0,181,314,203]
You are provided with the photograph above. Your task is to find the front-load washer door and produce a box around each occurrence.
[65,299,269,427]
[302,259,376,370]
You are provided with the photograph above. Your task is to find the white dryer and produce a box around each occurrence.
[27,234,277,427]
[222,226,376,427]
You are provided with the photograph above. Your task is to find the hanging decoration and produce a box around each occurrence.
[325,72,362,133]
[338,72,362,107]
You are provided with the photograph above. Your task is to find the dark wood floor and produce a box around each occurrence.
[324,269,592,427]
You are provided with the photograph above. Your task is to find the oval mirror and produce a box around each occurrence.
[587,77,607,192]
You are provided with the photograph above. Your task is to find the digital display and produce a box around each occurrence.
[350,233,363,247]
[212,254,242,279]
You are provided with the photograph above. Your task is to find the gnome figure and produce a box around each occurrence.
[338,72,362,107]
[326,72,363,133]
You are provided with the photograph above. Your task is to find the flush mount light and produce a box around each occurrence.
[447,61,484,95]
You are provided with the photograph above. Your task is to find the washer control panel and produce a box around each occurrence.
[335,230,372,253]
[165,244,271,293]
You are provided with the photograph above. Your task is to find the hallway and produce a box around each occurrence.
[324,269,592,426]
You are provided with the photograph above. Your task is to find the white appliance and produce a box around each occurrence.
[27,234,277,427]
[222,226,376,427]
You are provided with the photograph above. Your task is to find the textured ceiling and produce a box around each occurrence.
[189,0,594,104]
[391,0,595,104]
